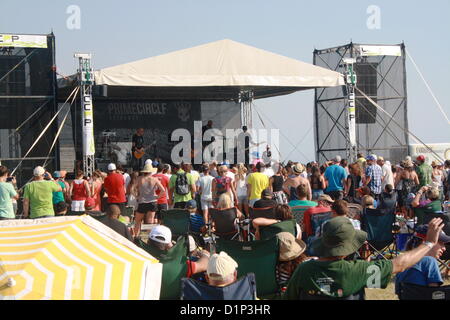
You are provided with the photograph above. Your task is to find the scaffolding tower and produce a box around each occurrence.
[75,53,95,177]
[313,43,409,164]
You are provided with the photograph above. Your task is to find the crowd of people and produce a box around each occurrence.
[1,152,450,300]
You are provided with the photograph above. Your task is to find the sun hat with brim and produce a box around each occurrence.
[292,163,305,175]
[277,232,307,261]
[318,194,334,203]
[141,163,157,174]
[311,217,367,258]
[403,160,414,168]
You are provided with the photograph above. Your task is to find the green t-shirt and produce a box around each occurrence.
[283,259,393,299]
[0,182,17,219]
[288,200,318,207]
[169,170,194,204]
[416,163,433,187]
[23,180,61,218]
[52,180,66,204]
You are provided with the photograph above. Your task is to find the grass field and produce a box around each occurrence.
[365,277,450,300]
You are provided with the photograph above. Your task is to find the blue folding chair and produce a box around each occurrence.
[361,208,397,259]
[180,273,257,300]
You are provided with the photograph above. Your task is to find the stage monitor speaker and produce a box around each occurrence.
[93,85,108,97]
[354,62,378,124]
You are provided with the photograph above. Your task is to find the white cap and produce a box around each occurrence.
[33,166,45,176]
[107,163,117,171]
[145,159,153,166]
[149,225,172,244]
[207,251,238,281]
[371,154,378,161]
[333,155,342,162]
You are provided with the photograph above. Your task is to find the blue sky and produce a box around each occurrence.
[2,0,449,161]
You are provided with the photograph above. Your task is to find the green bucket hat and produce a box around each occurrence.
[311,217,367,258]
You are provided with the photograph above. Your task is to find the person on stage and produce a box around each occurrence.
[131,128,145,172]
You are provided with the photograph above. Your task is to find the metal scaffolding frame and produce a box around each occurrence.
[313,42,409,164]
[0,33,58,185]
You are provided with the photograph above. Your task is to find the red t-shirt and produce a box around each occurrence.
[104,172,126,204]
[303,205,332,237]
[153,173,169,204]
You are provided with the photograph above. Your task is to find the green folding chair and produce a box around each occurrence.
[137,235,189,300]
[216,237,280,298]
[259,219,297,240]
[160,209,191,240]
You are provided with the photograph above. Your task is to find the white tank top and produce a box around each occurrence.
[138,178,158,203]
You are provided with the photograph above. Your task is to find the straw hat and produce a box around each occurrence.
[292,163,305,175]
[141,163,157,174]
[404,159,414,168]
[277,232,307,262]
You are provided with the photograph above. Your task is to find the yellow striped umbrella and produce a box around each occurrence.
[0,215,162,300]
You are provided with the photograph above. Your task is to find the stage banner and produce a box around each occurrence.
[82,95,95,156]
[358,45,401,57]
[0,34,48,48]
[93,100,201,162]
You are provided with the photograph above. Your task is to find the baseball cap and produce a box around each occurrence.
[415,224,450,244]
[277,232,307,262]
[366,155,376,161]
[149,225,172,244]
[318,194,334,203]
[261,188,274,199]
[207,251,238,281]
[152,161,159,167]
[332,155,342,163]
[186,200,197,209]
[33,166,45,176]
[53,171,61,178]
[416,155,426,162]
[107,163,117,171]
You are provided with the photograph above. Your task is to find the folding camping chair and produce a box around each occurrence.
[160,209,191,240]
[259,219,297,241]
[180,273,257,300]
[309,211,333,238]
[137,235,190,300]
[347,203,363,220]
[215,236,280,299]
[209,208,241,241]
[290,205,312,232]
[398,283,450,300]
[413,207,428,226]
[360,207,397,260]
[248,207,276,220]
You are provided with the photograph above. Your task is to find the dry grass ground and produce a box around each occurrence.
[365,276,450,300]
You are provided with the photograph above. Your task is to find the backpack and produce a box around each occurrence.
[215,176,231,195]
[175,172,190,195]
